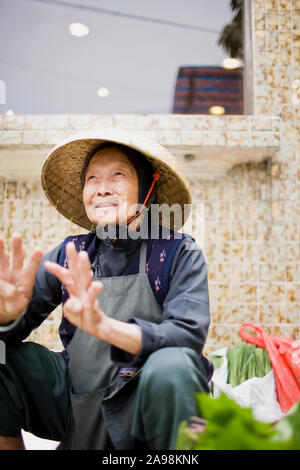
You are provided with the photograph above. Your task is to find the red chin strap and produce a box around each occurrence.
[127,170,160,225]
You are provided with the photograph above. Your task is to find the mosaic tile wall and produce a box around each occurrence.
[194,159,299,353]
[0,0,299,355]
[251,0,300,342]
[203,0,300,351]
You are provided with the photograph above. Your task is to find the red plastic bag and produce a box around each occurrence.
[239,323,300,413]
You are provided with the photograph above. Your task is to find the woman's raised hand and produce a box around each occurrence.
[0,233,43,325]
[45,242,142,355]
[44,242,107,338]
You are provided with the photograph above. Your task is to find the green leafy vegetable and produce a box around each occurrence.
[209,342,272,387]
[176,393,300,450]
[208,354,224,370]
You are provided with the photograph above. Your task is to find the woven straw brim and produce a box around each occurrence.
[41,129,192,231]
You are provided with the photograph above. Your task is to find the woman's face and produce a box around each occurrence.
[82,147,139,227]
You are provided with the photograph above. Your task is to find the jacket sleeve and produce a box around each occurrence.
[0,244,63,344]
[110,237,211,366]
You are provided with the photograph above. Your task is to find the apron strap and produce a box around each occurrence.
[139,241,147,274]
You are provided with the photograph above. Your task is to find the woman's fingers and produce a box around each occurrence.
[78,251,94,294]
[63,297,84,327]
[22,247,44,289]
[63,281,103,316]
[64,282,104,330]
[86,281,103,312]
[11,233,25,271]
[45,249,95,300]
[65,243,93,296]
[44,261,77,296]
[44,261,68,283]
[0,280,25,318]
[64,296,83,316]
[0,233,25,280]
[0,236,10,281]
[0,235,43,304]
[65,242,80,277]
[65,242,87,295]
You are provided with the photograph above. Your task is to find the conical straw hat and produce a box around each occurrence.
[41,128,192,231]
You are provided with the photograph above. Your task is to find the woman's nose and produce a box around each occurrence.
[95,179,112,196]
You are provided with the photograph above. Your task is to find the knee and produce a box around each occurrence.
[139,347,200,391]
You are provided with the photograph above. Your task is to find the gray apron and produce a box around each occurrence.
[58,241,162,450]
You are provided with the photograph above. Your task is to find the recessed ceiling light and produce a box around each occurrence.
[209,106,225,115]
[222,57,241,69]
[97,87,109,98]
[68,23,90,37]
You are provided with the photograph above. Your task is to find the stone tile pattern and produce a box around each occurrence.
[0,113,280,148]
[202,0,300,351]
[243,0,300,350]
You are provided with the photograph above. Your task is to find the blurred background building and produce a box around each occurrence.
[173,65,243,114]
[173,1,244,115]
[0,0,242,115]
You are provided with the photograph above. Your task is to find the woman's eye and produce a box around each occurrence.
[114,171,124,176]
[87,175,96,181]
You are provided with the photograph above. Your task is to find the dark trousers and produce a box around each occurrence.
[0,341,209,450]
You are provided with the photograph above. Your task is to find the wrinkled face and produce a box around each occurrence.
[82,147,139,227]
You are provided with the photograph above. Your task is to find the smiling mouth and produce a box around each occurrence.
[95,203,118,208]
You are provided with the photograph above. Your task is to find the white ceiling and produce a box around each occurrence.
[0,0,233,114]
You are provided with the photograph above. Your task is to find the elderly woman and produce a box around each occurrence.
[0,130,211,450]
